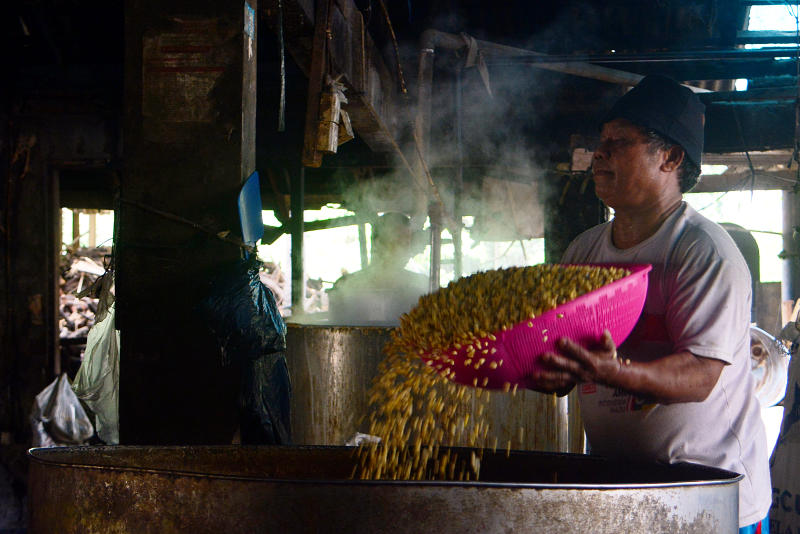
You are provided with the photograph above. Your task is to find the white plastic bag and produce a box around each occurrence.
[30,373,94,447]
[72,301,119,444]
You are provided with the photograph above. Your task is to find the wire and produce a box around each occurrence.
[695,173,763,212]
[786,2,799,21]
[376,0,407,94]
[730,102,758,199]
[746,172,800,184]
[277,0,286,132]
[748,229,784,235]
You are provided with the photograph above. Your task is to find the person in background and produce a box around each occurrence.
[532,75,771,533]
[329,212,428,325]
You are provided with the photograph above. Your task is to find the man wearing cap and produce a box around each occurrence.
[533,75,771,532]
[329,213,429,325]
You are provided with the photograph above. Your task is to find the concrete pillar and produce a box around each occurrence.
[119,0,258,443]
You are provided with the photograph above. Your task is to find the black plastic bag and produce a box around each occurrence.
[201,256,291,444]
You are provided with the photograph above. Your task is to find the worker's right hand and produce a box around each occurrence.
[538,330,622,389]
[524,359,578,396]
[531,330,622,395]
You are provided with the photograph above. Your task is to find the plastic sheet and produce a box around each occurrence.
[201,257,291,444]
[72,302,119,444]
[768,338,800,532]
[30,374,94,448]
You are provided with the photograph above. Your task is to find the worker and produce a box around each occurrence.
[533,75,771,532]
[329,212,428,325]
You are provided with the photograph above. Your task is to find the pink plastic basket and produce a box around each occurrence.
[422,264,652,390]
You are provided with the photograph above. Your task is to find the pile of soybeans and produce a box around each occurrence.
[354,264,630,481]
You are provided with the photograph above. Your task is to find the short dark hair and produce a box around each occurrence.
[641,127,702,193]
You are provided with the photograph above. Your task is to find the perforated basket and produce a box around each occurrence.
[422,264,652,390]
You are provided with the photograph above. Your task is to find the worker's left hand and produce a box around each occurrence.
[536,329,622,388]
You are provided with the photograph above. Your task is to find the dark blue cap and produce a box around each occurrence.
[603,75,705,168]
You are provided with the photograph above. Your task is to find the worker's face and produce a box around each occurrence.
[592,119,677,210]
[372,232,412,266]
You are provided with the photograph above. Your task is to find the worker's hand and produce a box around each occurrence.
[536,330,622,388]
[525,359,577,395]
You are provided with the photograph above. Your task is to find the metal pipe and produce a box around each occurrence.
[415,47,435,157]
[419,29,639,87]
[783,189,800,301]
[429,202,442,292]
[415,35,440,291]
[453,70,464,279]
[418,29,711,92]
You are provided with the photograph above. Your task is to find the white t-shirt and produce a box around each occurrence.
[562,202,771,527]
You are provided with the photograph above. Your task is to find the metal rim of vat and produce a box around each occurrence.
[27,445,743,490]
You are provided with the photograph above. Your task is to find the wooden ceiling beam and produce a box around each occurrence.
[737,30,800,45]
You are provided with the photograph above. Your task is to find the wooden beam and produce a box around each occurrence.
[705,101,795,153]
[692,170,797,192]
[301,0,330,167]
[72,210,80,243]
[699,86,797,104]
[737,30,800,45]
[608,60,797,83]
[704,150,793,167]
[740,0,799,5]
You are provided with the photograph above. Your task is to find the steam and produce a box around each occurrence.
[287,29,607,325]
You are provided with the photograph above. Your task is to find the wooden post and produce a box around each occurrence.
[119,0,258,444]
[291,167,305,315]
[88,212,97,248]
[358,219,368,269]
[72,210,80,245]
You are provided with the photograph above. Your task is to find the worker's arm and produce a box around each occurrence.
[531,330,725,404]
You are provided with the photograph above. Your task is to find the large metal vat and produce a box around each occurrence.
[28,445,741,533]
[286,323,569,450]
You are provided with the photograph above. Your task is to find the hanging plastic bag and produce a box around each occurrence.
[200,256,291,444]
[30,373,94,447]
[72,301,119,444]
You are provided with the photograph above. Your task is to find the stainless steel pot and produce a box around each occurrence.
[28,445,742,533]
[286,324,569,451]
[286,324,392,445]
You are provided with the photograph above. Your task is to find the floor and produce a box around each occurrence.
[0,459,26,534]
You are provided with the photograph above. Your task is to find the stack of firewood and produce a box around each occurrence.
[59,250,109,339]
[59,295,98,339]
[256,261,328,316]
[259,261,290,315]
